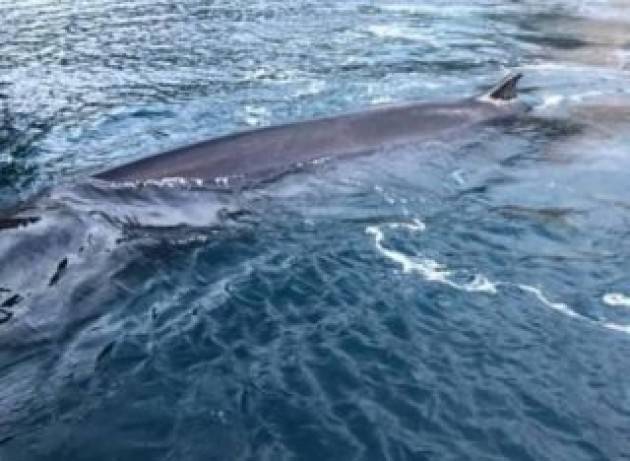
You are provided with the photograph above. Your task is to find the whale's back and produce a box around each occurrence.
[95,74,525,183]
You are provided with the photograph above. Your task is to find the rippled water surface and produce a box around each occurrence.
[1,1,630,460]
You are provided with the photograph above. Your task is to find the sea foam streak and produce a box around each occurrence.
[366,221,497,294]
[366,220,630,335]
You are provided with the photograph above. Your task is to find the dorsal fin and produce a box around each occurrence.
[485,72,523,101]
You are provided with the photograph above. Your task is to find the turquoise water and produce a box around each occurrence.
[1,1,630,459]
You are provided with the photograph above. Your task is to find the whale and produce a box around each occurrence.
[94,73,527,184]
[0,73,527,232]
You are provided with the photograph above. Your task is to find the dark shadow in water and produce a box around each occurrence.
[0,91,37,201]
[513,33,590,50]
[0,87,63,207]
[48,258,69,287]
[0,88,16,152]
[0,216,40,230]
[0,290,23,325]
[503,115,585,139]
[1,294,23,309]
[0,309,12,325]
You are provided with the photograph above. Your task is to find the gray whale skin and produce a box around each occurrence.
[95,73,526,184]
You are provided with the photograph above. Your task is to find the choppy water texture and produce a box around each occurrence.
[1,0,630,460]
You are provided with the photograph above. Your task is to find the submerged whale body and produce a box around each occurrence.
[95,73,526,184]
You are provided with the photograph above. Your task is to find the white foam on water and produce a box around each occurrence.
[450,169,466,186]
[365,222,497,294]
[510,285,630,335]
[521,62,622,73]
[295,80,326,98]
[243,105,271,127]
[373,185,399,206]
[514,284,578,318]
[387,218,426,232]
[568,91,606,103]
[365,224,448,281]
[532,90,624,115]
[465,274,498,294]
[537,94,565,111]
[365,221,630,335]
[603,292,630,308]
[602,322,630,334]
[379,3,485,17]
[370,96,395,105]
[366,24,438,45]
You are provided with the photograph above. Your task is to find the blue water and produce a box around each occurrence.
[1,1,630,459]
